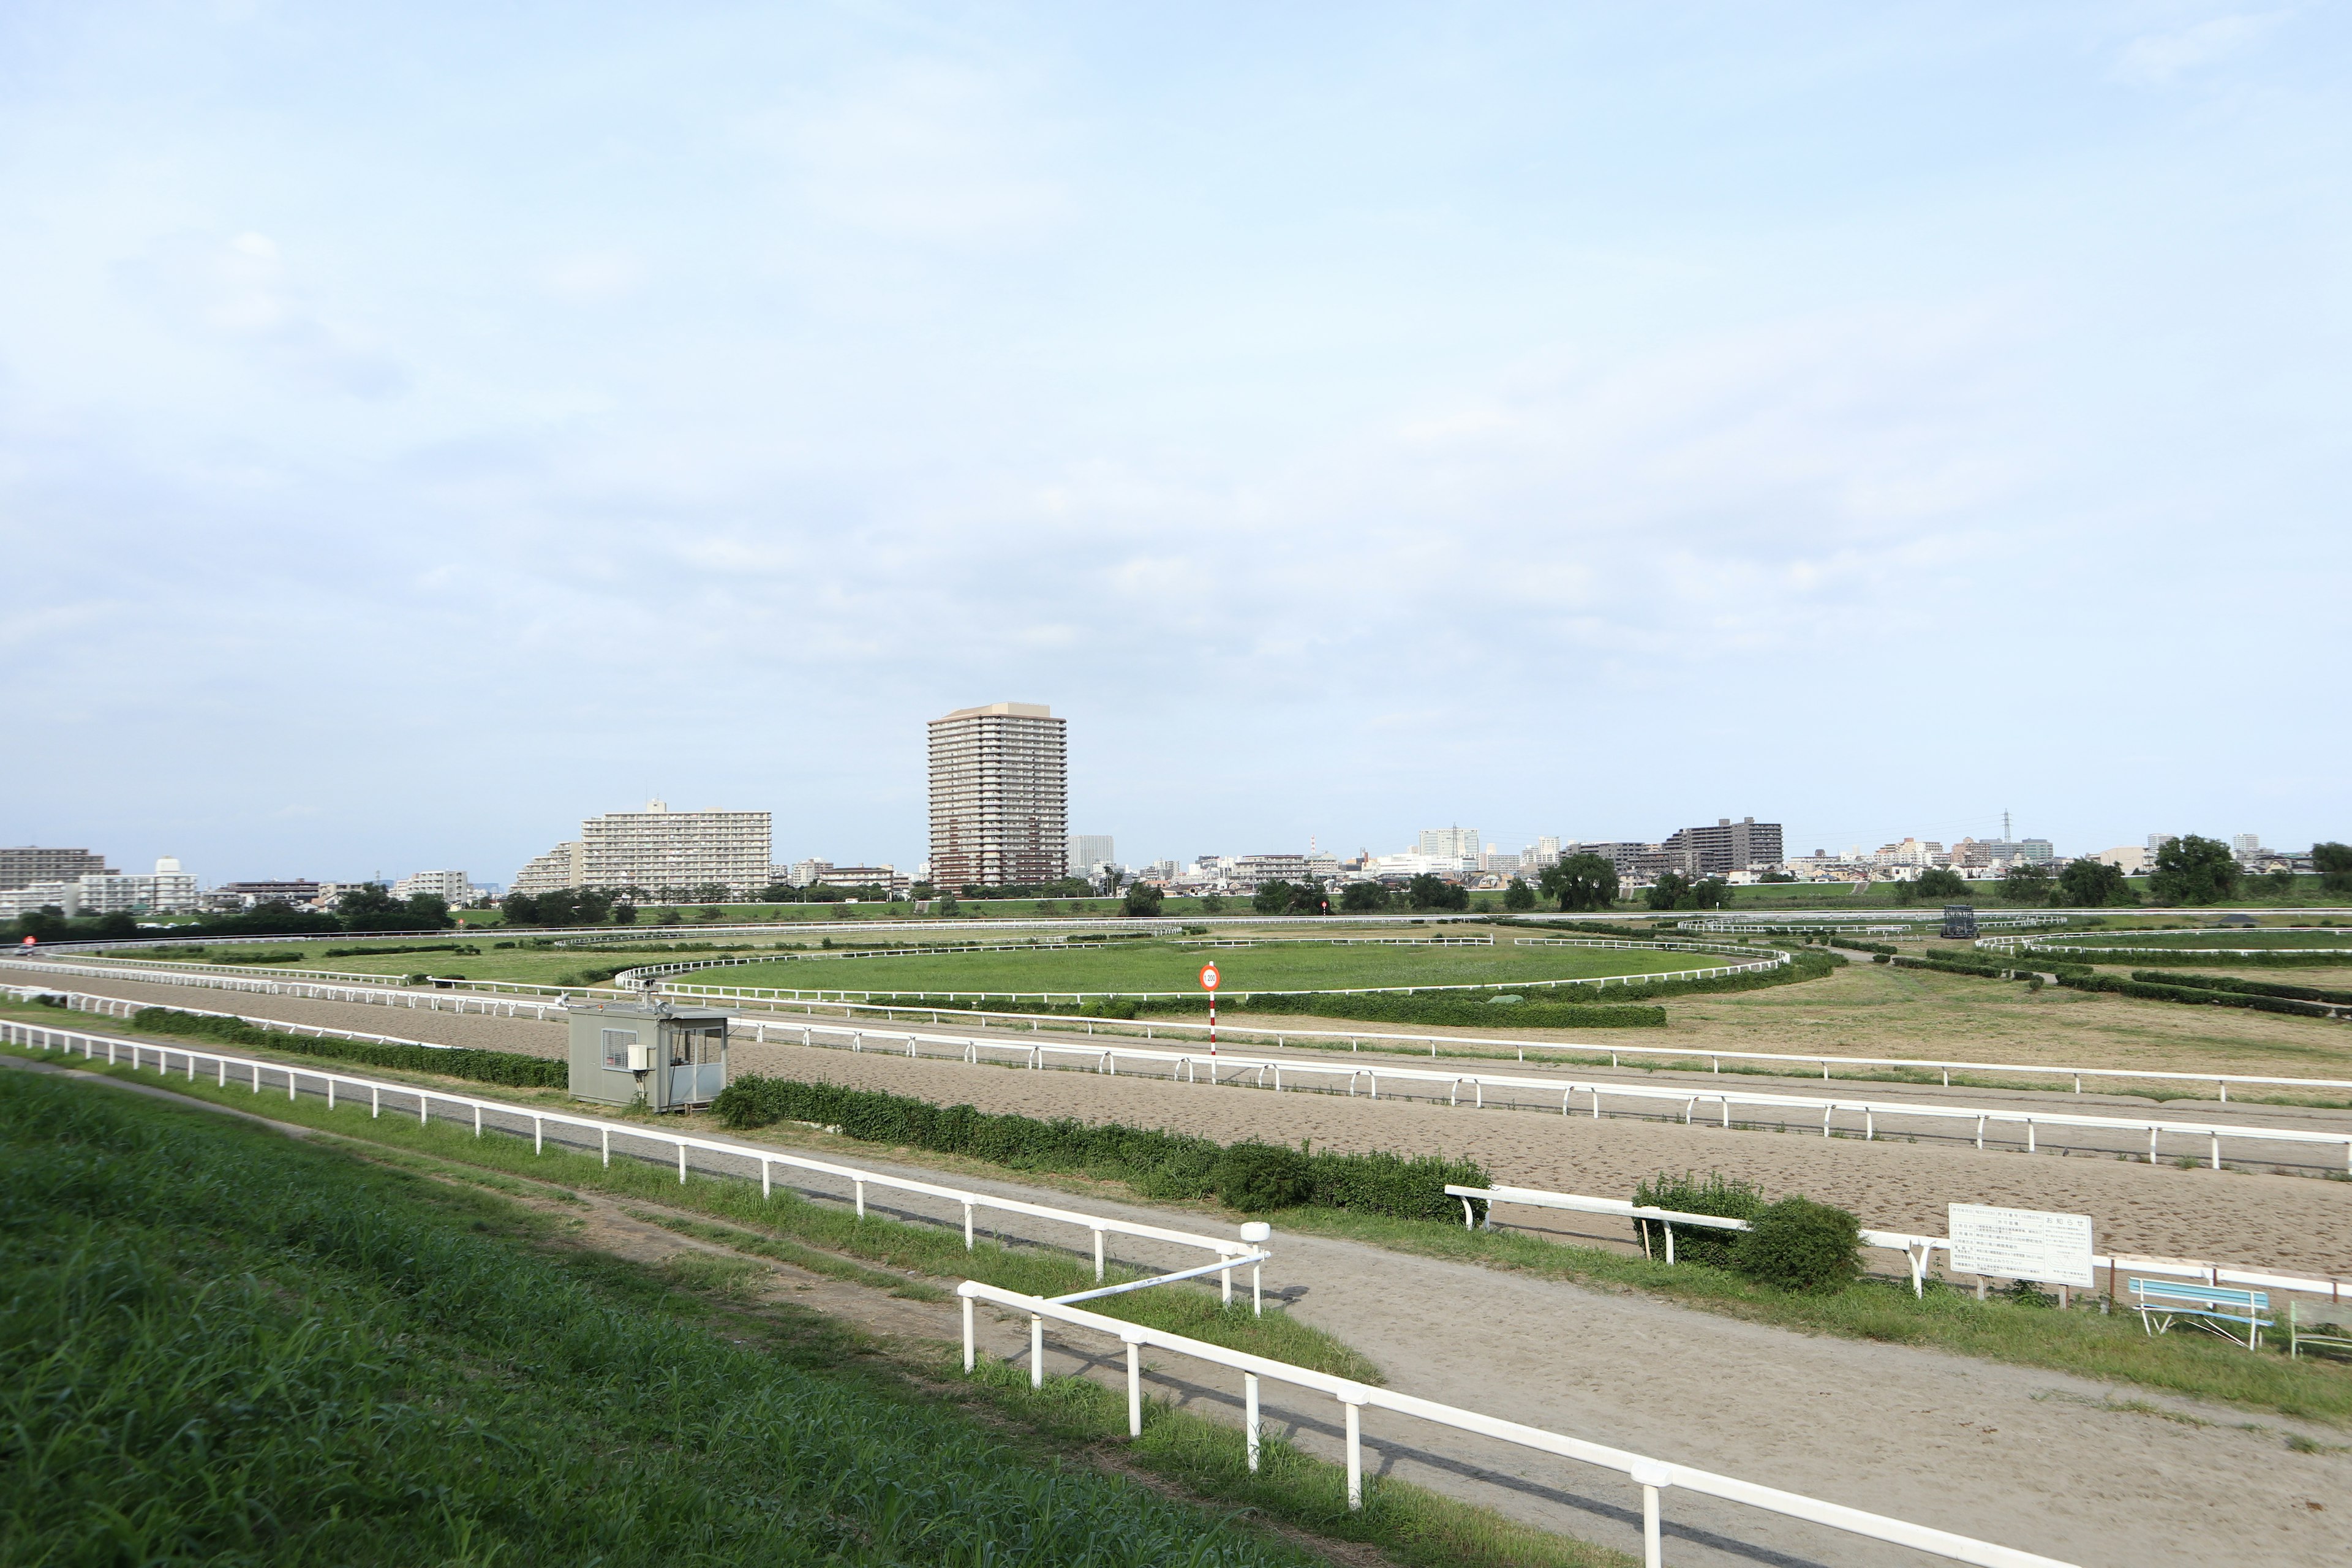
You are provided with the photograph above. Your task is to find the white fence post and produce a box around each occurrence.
[1244,1373,1261,1472]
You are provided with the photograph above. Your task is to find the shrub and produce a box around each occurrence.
[1214,1142,1313,1212]
[1734,1197,1861,1293]
[709,1074,1483,1221]
[126,1008,567,1089]
[1633,1170,1763,1267]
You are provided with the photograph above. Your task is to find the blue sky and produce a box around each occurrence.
[3,2,2346,883]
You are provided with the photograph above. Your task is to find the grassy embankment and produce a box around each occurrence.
[0,1059,1630,1568]
[13,998,2351,1427]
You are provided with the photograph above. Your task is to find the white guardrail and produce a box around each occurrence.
[14,953,2352,1111]
[28,975,2350,1169]
[612,935,1791,1002]
[1446,1184,2352,1310]
[0,1008,2081,1564]
[737,1017,2352,1172]
[952,1283,2075,1568]
[22,978,2345,1316]
[0,1016,1268,1298]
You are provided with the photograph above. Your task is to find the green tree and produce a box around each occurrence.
[1644,870,1690,911]
[1687,876,1731,910]
[1251,880,1295,915]
[1503,876,1536,911]
[1339,881,1391,913]
[1199,893,1226,914]
[1538,853,1619,912]
[1999,861,2052,906]
[2149,834,2239,905]
[402,893,454,929]
[498,891,541,925]
[1404,873,1469,911]
[2314,843,2352,895]
[1912,867,1969,900]
[2262,867,2298,898]
[1122,883,1164,917]
[2056,858,2133,908]
[937,892,960,915]
[1289,878,1330,916]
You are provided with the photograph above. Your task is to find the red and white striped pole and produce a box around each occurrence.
[1200,962,1219,1057]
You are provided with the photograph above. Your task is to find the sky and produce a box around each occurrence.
[2,2,2347,884]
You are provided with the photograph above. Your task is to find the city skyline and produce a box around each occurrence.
[4,6,2345,878]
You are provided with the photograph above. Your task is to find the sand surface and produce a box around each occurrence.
[26,969,2352,1275]
[15,1005,2351,1567]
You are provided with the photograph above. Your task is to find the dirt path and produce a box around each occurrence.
[29,973,2352,1273]
[16,1048,2346,1567]
[721,1042,2352,1278]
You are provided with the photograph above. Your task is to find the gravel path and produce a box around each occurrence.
[19,1020,2349,1567]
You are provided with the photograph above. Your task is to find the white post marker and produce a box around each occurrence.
[1200,961,1219,1057]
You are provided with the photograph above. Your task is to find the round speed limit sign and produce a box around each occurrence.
[1199,962,1220,991]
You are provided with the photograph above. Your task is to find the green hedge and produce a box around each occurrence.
[126,1008,567,1088]
[2130,971,2352,1006]
[709,1074,1486,1222]
[2054,976,2338,1019]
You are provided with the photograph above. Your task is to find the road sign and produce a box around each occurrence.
[1199,962,1220,990]
[1947,1203,2095,1287]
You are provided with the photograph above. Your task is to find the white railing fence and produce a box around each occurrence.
[743,1015,2352,1172]
[0,1019,1265,1299]
[1446,1183,2352,1311]
[954,1281,2074,1568]
[15,954,2352,1109]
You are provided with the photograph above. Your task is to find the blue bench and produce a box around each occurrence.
[2128,1278,2272,1349]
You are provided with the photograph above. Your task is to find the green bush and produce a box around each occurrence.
[709,1074,1485,1221]
[1215,1142,1313,1212]
[126,1008,567,1089]
[2130,970,2352,1006]
[1633,1169,1763,1267]
[1734,1197,1861,1293]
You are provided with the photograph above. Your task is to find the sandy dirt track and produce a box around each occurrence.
[722,1042,2352,1278]
[11,1017,2351,1566]
[29,971,2352,1275]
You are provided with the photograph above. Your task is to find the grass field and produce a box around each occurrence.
[661,940,1728,997]
[0,1067,1340,1568]
[86,933,1739,995]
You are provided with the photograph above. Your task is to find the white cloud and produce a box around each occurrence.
[2114,12,2283,85]
[118,230,408,398]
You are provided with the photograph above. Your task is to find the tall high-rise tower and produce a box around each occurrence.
[927,703,1068,888]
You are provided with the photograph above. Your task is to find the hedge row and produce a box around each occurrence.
[2053,975,2339,1020]
[2131,971,2352,1006]
[126,1007,569,1088]
[708,1074,1487,1221]
[2025,948,2352,968]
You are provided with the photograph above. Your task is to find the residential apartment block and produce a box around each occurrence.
[578,801,771,895]
[512,842,584,895]
[927,703,1068,888]
[392,870,473,903]
[1,846,113,891]
[1066,834,1116,874]
[0,857,198,919]
[1662,817,1784,876]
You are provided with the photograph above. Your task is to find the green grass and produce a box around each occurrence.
[680,939,1716,997]
[1,1039,1376,1382]
[1270,1207,2352,1426]
[960,1359,1634,1568]
[0,1068,1335,1568]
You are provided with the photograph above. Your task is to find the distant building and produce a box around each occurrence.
[2232,833,2264,863]
[2147,832,2177,855]
[928,703,1068,888]
[580,801,770,897]
[0,846,113,891]
[2091,846,2150,875]
[1067,834,1116,874]
[210,879,322,908]
[1415,826,1480,861]
[1482,848,1521,875]
[1234,853,1309,888]
[512,842,584,895]
[0,856,198,919]
[393,870,472,903]
[785,861,907,897]
[1663,818,1784,875]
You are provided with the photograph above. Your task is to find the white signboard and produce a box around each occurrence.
[1947,1204,2095,1287]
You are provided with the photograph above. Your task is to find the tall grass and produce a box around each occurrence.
[0,1071,1328,1567]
